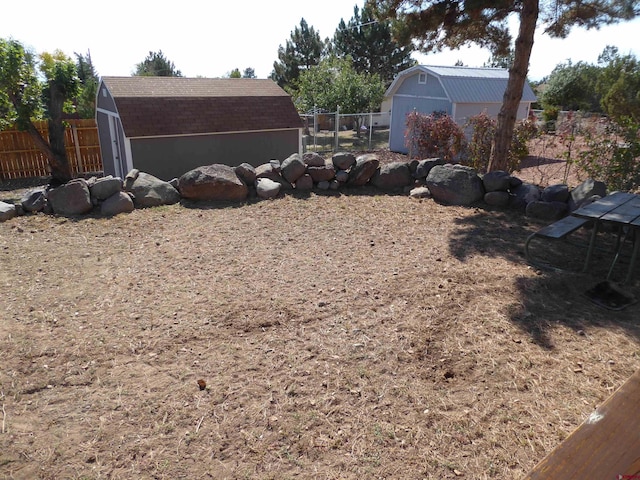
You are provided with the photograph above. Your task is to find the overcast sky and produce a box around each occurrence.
[3,0,640,82]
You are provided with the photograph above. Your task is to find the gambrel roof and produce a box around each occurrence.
[100,76,302,138]
[385,65,537,104]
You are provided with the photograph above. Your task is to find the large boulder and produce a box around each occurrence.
[541,184,570,203]
[348,154,379,186]
[569,178,607,211]
[100,191,135,216]
[371,162,413,191]
[414,158,444,179]
[526,200,568,221]
[482,170,512,192]
[509,182,541,211]
[178,164,248,202]
[280,153,306,184]
[332,152,356,171]
[0,201,17,222]
[307,161,336,183]
[48,178,93,215]
[126,171,181,207]
[21,188,47,213]
[89,176,122,201]
[484,191,511,207]
[425,164,484,205]
[303,152,326,167]
[255,178,281,199]
[294,174,314,190]
[234,163,257,185]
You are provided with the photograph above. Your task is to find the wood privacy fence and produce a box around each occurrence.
[0,119,103,180]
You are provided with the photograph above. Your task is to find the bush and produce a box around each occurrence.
[464,112,496,172]
[404,111,464,162]
[576,117,640,191]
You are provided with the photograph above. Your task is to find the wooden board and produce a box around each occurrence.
[523,368,640,480]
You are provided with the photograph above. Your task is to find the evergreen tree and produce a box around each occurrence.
[271,18,326,89]
[332,4,414,87]
[242,67,256,79]
[74,50,99,118]
[134,50,182,77]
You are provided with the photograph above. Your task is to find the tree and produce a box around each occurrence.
[74,50,99,118]
[271,18,326,89]
[540,60,601,112]
[134,50,182,77]
[596,47,640,122]
[1,38,80,183]
[294,55,385,133]
[332,4,414,86]
[369,0,639,172]
[228,68,242,78]
[242,67,256,79]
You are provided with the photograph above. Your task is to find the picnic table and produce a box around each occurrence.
[525,192,640,284]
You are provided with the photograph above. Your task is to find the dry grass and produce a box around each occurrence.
[1,152,640,479]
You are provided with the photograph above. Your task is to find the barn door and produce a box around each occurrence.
[108,116,127,178]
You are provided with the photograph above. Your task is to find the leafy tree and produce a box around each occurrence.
[332,4,414,86]
[134,50,182,77]
[228,68,242,78]
[271,18,326,89]
[242,67,256,79]
[294,55,385,133]
[596,46,640,122]
[369,0,639,172]
[0,38,80,183]
[74,50,99,118]
[540,60,601,112]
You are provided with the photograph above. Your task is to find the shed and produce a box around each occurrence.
[385,65,537,153]
[96,76,303,180]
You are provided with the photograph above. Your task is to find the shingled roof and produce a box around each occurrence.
[101,76,303,138]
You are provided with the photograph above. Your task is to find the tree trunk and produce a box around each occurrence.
[46,83,73,184]
[489,0,539,172]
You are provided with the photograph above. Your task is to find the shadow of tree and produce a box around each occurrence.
[448,205,640,348]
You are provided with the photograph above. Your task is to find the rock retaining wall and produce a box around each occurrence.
[0,152,609,222]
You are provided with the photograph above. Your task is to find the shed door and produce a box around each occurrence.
[389,96,452,153]
[108,116,126,178]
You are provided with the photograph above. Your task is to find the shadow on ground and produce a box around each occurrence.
[448,205,640,348]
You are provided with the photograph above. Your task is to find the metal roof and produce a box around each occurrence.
[385,65,537,103]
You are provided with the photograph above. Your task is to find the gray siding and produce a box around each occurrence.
[390,96,452,153]
[130,130,300,181]
[396,73,448,98]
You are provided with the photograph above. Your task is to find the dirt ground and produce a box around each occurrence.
[1,150,640,479]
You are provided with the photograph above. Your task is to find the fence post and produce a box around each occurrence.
[368,112,373,150]
[335,106,340,152]
[71,124,83,175]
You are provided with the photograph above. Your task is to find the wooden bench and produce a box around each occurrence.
[524,216,592,271]
[523,368,640,479]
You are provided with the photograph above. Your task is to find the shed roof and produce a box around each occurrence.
[385,65,537,104]
[100,76,302,138]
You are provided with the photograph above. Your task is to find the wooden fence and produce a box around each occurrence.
[0,119,103,180]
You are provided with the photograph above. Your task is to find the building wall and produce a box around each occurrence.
[396,72,447,98]
[389,96,452,153]
[130,129,300,180]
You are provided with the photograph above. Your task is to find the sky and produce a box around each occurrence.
[3,0,640,82]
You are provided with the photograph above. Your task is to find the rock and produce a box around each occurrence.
[307,161,336,183]
[21,188,47,213]
[570,178,607,210]
[303,152,326,167]
[409,186,431,199]
[329,180,340,191]
[178,164,248,202]
[425,164,485,205]
[126,172,181,207]
[335,170,349,183]
[48,178,93,215]
[348,154,379,186]
[90,176,122,201]
[100,191,134,216]
[371,162,412,191]
[255,163,292,191]
[482,171,511,192]
[414,158,444,179]
[294,174,313,191]
[542,184,570,203]
[169,178,179,190]
[484,191,511,207]
[280,153,306,184]
[526,200,568,220]
[235,163,257,185]
[255,178,281,199]
[332,152,356,170]
[317,180,331,190]
[0,201,17,222]
[510,182,541,210]
[509,176,523,188]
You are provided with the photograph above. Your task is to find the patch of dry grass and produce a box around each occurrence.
[1,188,640,479]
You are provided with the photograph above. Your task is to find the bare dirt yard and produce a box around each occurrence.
[1,150,640,479]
